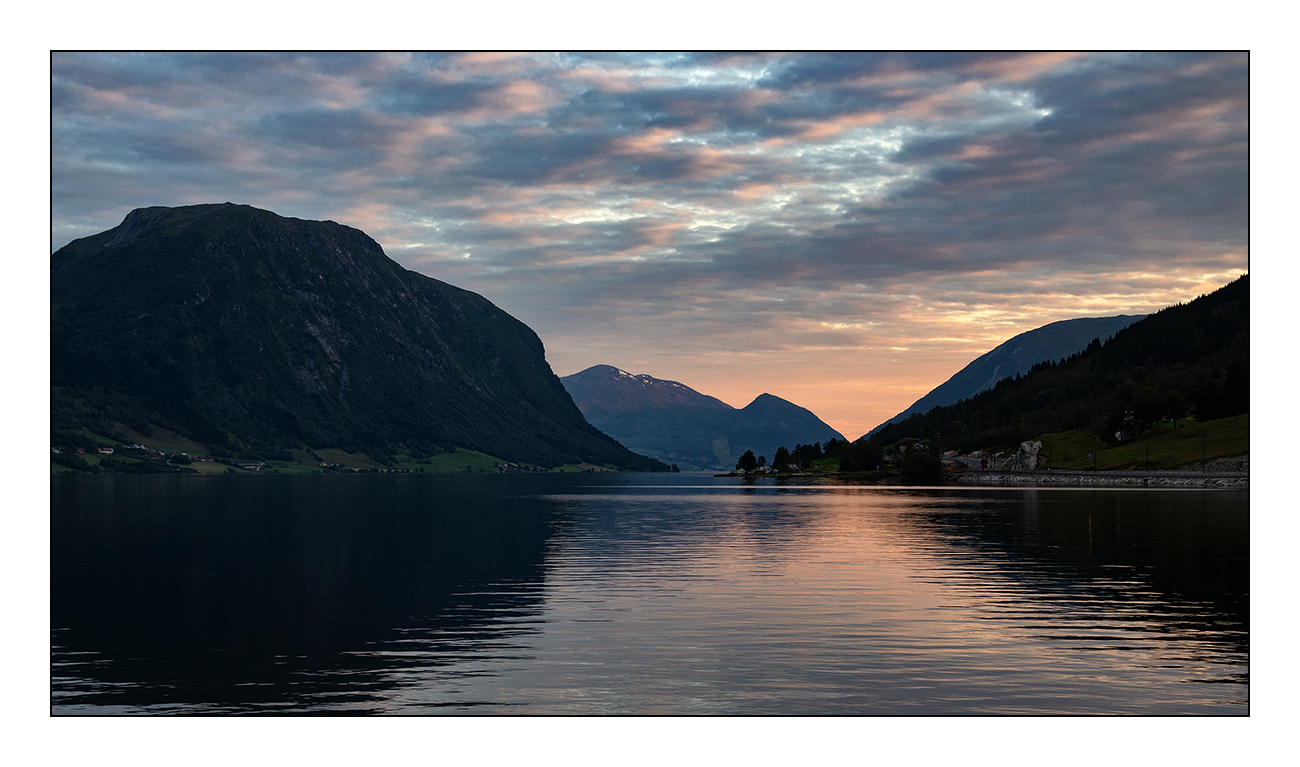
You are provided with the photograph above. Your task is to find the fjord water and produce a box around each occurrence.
[51,473,1247,715]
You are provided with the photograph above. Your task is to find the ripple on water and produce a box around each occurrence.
[51,476,1247,714]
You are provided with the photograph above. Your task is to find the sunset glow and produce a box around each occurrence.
[51,52,1248,438]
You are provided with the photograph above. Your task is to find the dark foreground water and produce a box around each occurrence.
[51,473,1247,715]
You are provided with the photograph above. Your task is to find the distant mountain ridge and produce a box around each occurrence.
[51,203,664,470]
[561,365,845,470]
[565,365,732,412]
[865,314,1146,438]
[867,275,1248,452]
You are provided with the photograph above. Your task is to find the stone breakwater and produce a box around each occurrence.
[1182,456,1249,473]
[956,469,1248,489]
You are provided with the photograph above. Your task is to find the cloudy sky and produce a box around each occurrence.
[51,51,1248,438]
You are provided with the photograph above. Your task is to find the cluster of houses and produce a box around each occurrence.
[753,463,803,474]
[52,445,124,456]
[496,462,547,472]
[727,462,804,476]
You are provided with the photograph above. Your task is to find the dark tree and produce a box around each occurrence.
[736,450,758,473]
[821,437,848,459]
[773,446,792,469]
[898,444,943,484]
[793,442,823,465]
[838,440,883,472]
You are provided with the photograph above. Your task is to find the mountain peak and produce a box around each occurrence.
[563,365,732,411]
[562,368,845,470]
[52,203,663,470]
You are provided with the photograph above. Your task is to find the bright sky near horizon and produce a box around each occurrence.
[50,51,1248,439]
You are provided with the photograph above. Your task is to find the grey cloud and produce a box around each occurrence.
[755,52,899,88]
[51,52,1248,418]
[257,109,391,152]
[551,86,811,143]
[463,129,617,183]
[1030,53,1247,142]
[755,52,1023,89]
[552,87,730,132]
[377,79,494,115]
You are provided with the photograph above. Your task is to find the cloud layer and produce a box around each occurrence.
[52,52,1248,437]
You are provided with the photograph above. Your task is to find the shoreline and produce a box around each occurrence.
[955,469,1248,488]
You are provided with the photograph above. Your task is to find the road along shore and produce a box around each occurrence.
[955,469,1248,488]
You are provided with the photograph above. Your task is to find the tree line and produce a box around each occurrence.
[734,437,886,473]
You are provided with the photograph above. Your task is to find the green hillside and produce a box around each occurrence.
[52,203,667,471]
[1035,414,1247,471]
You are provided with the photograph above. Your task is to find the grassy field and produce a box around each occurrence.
[71,429,119,448]
[554,462,620,473]
[390,448,505,473]
[51,452,111,474]
[186,460,231,474]
[51,451,216,474]
[392,449,619,473]
[107,423,212,455]
[250,461,321,474]
[54,429,629,475]
[1036,413,1248,471]
[51,457,86,473]
[312,448,388,470]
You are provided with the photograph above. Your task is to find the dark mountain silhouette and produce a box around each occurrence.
[561,365,844,470]
[865,314,1146,438]
[867,275,1248,451]
[51,203,665,470]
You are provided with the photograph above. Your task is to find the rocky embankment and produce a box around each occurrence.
[956,455,1248,488]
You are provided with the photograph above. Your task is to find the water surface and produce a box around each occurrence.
[51,473,1247,714]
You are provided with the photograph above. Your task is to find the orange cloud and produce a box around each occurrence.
[614,127,681,155]
[458,78,561,122]
[796,111,888,141]
[452,51,537,75]
[964,52,1082,82]
[557,63,691,93]
[733,183,776,200]
[378,117,459,172]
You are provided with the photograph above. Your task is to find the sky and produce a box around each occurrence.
[22,17,1295,756]
[50,51,1248,438]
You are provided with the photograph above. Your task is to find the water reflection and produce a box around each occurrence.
[52,474,560,713]
[901,489,1248,654]
[52,474,1247,714]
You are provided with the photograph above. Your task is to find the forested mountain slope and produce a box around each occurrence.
[867,275,1248,452]
[52,203,666,470]
[866,314,1145,437]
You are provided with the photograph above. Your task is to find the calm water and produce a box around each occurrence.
[51,473,1248,715]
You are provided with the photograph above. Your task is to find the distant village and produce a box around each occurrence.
[52,443,268,472]
[51,438,621,475]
